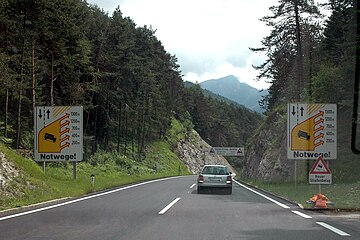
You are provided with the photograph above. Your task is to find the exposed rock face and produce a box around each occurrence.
[241,108,293,181]
[175,130,235,174]
[0,152,23,198]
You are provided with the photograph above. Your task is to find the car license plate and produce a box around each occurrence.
[209,177,221,182]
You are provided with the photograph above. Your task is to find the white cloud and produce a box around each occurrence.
[87,0,279,89]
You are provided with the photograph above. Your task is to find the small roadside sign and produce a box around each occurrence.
[207,147,244,156]
[309,156,332,184]
[34,106,83,162]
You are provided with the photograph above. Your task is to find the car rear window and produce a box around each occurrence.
[202,166,228,175]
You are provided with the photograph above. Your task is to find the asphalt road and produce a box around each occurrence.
[0,175,359,240]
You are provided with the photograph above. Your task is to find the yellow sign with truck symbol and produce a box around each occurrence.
[34,106,83,162]
[287,104,337,160]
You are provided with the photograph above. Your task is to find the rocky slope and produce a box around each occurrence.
[0,152,25,198]
[175,130,236,174]
[241,107,294,181]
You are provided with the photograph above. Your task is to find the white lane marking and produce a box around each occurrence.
[158,197,181,215]
[233,180,290,209]
[292,210,312,219]
[190,183,196,189]
[0,176,184,222]
[316,222,351,237]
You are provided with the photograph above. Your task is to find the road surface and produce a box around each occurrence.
[0,175,359,239]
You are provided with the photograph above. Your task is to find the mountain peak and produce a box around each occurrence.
[200,76,268,112]
[209,75,239,83]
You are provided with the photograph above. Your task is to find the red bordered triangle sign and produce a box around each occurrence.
[310,156,331,174]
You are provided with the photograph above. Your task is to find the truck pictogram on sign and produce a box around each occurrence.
[287,104,337,160]
[291,110,324,151]
[34,106,83,162]
[38,113,71,153]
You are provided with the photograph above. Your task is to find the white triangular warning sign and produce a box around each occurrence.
[310,156,331,174]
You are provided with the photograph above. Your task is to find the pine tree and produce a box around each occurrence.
[251,0,322,110]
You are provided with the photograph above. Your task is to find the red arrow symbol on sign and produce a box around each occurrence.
[314,126,324,132]
[314,133,324,141]
[314,118,324,125]
[60,142,70,150]
[314,140,324,148]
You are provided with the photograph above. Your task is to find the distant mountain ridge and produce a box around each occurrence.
[183,81,248,110]
[199,75,268,112]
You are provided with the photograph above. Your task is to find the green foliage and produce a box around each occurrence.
[0,133,189,210]
[249,181,360,210]
[183,84,263,148]
[252,0,322,111]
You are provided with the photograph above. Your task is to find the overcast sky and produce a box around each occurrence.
[86,0,289,90]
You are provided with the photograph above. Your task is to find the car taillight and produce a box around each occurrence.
[198,175,204,183]
[226,175,232,184]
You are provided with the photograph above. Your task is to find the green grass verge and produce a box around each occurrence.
[0,118,190,211]
[245,180,360,210]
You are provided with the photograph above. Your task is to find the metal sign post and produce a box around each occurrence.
[73,161,77,180]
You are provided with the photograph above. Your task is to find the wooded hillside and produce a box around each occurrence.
[0,0,261,161]
[243,0,360,182]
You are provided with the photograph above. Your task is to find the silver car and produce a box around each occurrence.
[197,165,233,194]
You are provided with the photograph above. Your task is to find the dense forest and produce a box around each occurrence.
[0,0,262,161]
[253,0,356,114]
[252,0,358,147]
[241,0,360,182]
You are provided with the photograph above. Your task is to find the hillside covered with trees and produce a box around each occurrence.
[0,0,262,162]
[243,0,360,182]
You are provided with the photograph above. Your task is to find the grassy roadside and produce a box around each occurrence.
[244,180,360,210]
[0,118,190,211]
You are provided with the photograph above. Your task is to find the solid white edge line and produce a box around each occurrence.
[0,176,184,222]
[190,183,196,189]
[316,222,351,237]
[158,197,181,215]
[291,210,312,219]
[233,180,290,209]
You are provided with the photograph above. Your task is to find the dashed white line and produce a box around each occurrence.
[190,184,196,189]
[291,210,312,219]
[0,176,184,222]
[316,222,351,237]
[233,180,290,209]
[158,197,181,215]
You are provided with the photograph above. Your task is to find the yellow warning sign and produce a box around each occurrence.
[287,104,337,160]
[34,106,83,162]
[291,110,324,151]
[38,113,70,153]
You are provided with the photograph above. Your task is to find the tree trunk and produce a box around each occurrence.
[4,87,9,138]
[124,107,128,155]
[92,107,98,153]
[50,53,54,106]
[117,102,122,153]
[16,44,25,149]
[294,0,303,101]
[131,123,135,159]
[31,36,36,126]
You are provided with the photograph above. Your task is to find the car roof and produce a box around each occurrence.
[202,165,227,168]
